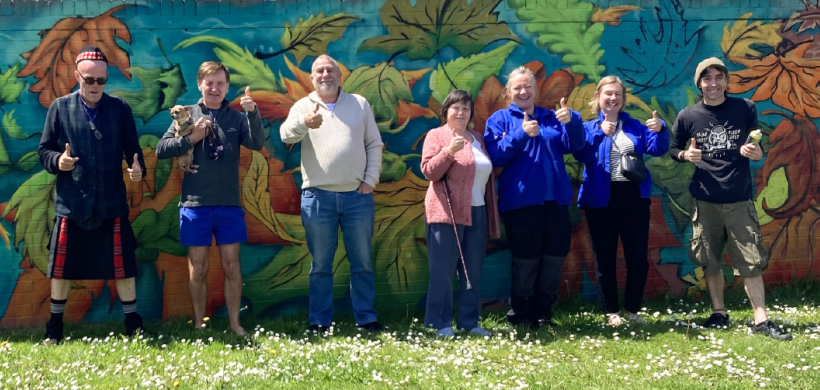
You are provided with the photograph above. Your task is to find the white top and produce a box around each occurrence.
[470,141,492,206]
[280,89,383,191]
[609,121,635,182]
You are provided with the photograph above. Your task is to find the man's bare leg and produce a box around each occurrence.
[705,269,727,314]
[188,246,210,329]
[115,278,136,302]
[51,279,70,300]
[743,275,768,324]
[219,243,245,336]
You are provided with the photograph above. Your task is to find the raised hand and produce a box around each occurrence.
[685,138,702,163]
[522,112,539,137]
[646,110,662,133]
[601,111,617,136]
[555,97,571,124]
[59,143,79,171]
[240,86,256,112]
[447,127,466,154]
[127,153,142,182]
[305,102,323,129]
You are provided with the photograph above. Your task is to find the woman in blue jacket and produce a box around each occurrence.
[573,75,669,326]
[484,66,584,328]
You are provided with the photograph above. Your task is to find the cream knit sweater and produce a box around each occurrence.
[280,88,383,192]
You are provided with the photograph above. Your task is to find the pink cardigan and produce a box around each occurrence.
[420,125,501,239]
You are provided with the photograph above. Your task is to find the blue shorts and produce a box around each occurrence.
[179,206,248,247]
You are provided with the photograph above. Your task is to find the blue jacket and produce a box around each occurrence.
[573,111,670,208]
[484,104,584,213]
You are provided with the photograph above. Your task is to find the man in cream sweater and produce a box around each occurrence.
[281,55,384,333]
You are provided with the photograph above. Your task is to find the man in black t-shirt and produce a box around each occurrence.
[670,57,792,341]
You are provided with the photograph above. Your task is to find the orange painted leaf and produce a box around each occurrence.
[761,205,820,281]
[17,5,133,108]
[526,63,583,109]
[396,100,436,126]
[472,75,507,132]
[591,6,642,27]
[230,91,295,123]
[728,41,820,118]
[756,112,820,218]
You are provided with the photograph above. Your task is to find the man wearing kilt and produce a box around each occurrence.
[37,46,147,343]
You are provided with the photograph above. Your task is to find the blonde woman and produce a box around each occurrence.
[573,75,669,326]
[483,66,584,329]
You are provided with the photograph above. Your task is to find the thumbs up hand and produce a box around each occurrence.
[447,126,466,155]
[646,110,662,133]
[127,153,142,182]
[240,86,257,112]
[522,112,540,137]
[555,97,571,124]
[59,143,79,171]
[685,138,702,163]
[305,102,324,129]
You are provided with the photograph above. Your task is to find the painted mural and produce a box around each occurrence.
[0,0,818,326]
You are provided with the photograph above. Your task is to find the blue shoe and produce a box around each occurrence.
[436,327,455,338]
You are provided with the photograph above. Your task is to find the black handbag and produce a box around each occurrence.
[610,123,646,183]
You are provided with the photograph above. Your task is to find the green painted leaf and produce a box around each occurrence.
[282,13,360,65]
[508,0,605,82]
[358,0,519,60]
[131,197,186,262]
[429,42,518,104]
[381,149,407,183]
[343,62,415,132]
[175,36,286,93]
[110,65,186,123]
[0,64,25,106]
[2,109,37,140]
[3,170,57,273]
[16,151,39,172]
[755,167,788,226]
[647,153,694,234]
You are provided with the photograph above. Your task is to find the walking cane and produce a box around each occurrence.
[441,176,473,290]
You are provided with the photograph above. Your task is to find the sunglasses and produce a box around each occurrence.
[78,73,108,85]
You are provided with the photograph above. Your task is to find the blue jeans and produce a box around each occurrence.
[425,206,487,330]
[301,187,378,327]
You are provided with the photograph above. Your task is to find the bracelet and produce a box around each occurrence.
[183,135,194,147]
[678,151,686,161]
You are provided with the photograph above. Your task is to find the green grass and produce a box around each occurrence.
[1,281,819,389]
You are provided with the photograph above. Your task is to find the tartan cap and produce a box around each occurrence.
[75,46,108,65]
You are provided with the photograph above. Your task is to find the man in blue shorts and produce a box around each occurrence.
[156,61,263,335]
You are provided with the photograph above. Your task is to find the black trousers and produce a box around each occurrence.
[584,181,651,314]
[503,201,571,324]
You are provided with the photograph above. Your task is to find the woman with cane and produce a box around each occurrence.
[421,90,500,338]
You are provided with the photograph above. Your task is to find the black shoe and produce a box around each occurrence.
[751,320,793,341]
[358,321,384,333]
[43,319,63,344]
[702,312,729,328]
[124,313,147,337]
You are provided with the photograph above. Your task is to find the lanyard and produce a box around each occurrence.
[81,100,102,140]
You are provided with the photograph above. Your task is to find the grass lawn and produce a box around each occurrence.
[1,281,819,389]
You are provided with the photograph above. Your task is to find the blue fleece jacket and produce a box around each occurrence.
[484,104,584,213]
[573,111,670,208]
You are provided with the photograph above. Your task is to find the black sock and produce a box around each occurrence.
[121,299,139,320]
[50,298,67,323]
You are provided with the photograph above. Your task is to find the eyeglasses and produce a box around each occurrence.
[78,73,108,85]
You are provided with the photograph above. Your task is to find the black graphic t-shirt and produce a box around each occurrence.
[670,97,758,203]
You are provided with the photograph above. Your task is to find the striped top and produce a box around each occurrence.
[608,121,635,182]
